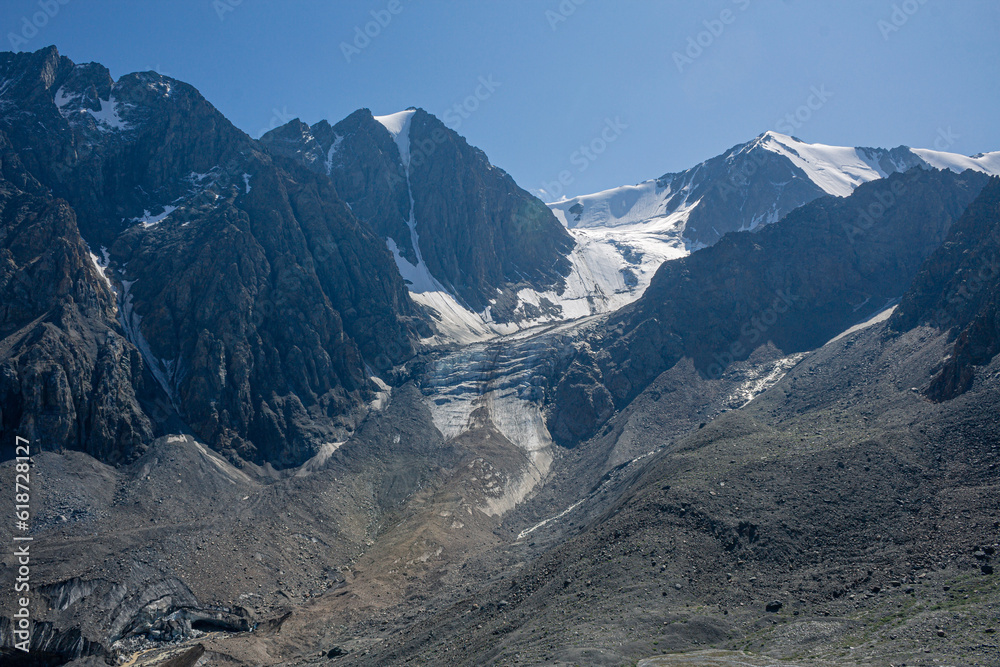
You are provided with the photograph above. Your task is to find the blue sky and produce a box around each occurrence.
[3,0,999,199]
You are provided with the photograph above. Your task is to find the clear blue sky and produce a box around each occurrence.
[3,0,998,199]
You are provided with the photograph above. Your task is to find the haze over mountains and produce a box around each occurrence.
[0,46,999,667]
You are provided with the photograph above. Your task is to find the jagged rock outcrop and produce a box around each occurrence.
[890,176,1000,399]
[405,109,574,313]
[0,131,152,463]
[262,108,574,319]
[262,111,416,264]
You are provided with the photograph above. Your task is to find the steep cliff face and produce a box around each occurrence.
[890,176,1000,400]
[0,47,419,467]
[262,111,417,265]
[263,108,574,322]
[0,132,152,463]
[404,109,574,314]
[547,168,990,445]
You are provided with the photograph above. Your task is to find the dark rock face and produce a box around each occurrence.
[890,176,1000,400]
[0,133,152,463]
[547,168,990,445]
[405,109,574,314]
[263,111,417,265]
[263,108,575,319]
[108,153,418,466]
[0,47,248,248]
[0,47,419,467]
[677,137,830,246]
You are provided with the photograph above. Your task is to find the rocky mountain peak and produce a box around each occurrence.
[263,106,574,325]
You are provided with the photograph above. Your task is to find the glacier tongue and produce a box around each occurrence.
[420,321,588,516]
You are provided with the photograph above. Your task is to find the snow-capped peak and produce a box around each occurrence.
[756,131,887,197]
[540,133,1000,332]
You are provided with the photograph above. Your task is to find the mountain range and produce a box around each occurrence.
[0,46,999,667]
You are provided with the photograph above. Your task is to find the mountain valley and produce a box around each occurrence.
[0,45,998,667]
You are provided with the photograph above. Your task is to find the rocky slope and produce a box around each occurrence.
[353,305,1000,667]
[0,46,419,466]
[345,167,1000,667]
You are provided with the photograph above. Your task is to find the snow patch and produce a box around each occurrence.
[516,499,585,541]
[187,436,255,485]
[295,441,345,478]
[87,94,132,132]
[724,353,806,409]
[825,305,897,346]
[548,180,697,230]
[242,173,252,193]
[87,245,115,292]
[133,205,177,228]
[119,280,181,405]
[367,368,392,411]
[53,85,75,110]
[373,109,417,168]
[324,133,344,174]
